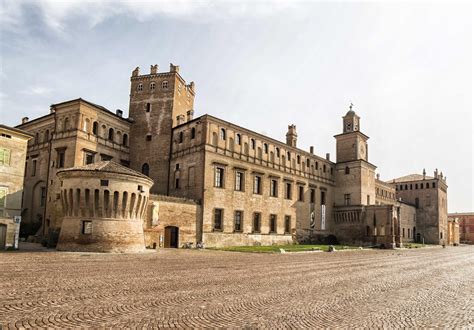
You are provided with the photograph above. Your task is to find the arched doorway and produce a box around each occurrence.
[164,226,179,248]
[0,224,7,249]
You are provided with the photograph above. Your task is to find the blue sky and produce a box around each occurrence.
[0,1,472,211]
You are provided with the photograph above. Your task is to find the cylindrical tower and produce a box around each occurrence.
[56,161,153,253]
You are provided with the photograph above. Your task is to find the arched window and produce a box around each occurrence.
[263,143,268,154]
[92,122,98,135]
[236,134,241,145]
[251,139,256,149]
[162,81,169,89]
[219,128,226,140]
[141,163,150,176]
[345,166,350,174]
[276,147,280,157]
[296,155,300,164]
[108,128,114,141]
[287,151,291,161]
[191,127,196,139]
[44,130,50,142]
[306,159,310,167]
[150,82,156,90]
[137,83,143,91]
[122,134,128,146]
[146,103,151,112]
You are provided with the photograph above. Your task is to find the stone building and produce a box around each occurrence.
[0,125,32,249]
[14,64,449,250]
[449,212,473,244]
[56,161,153,252]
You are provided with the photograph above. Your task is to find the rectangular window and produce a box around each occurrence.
[235,171,244,191]
[285,183,292,200]
[0,188,7,217]
[214,208,223,231]
[32,159,37,176]
[100,180,109,187]
[344,194,351,206]
[402,227,405,238]
[175,178,180,189]
[269,214,277,233]
[270,179,278,197]
[234,210,243,232]
[298,186,304,202]
[284,215,291,234]
[321,191,326,205]
[253,175,262,194]
[252,212,261,233]
[310,189,315,203]
[82,220,92,235]
[215,167,224,188]
[0,148,11,166]
[84,152,95,165]
[57,150,65,168]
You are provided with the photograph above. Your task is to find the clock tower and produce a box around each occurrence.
[334,105,376,206]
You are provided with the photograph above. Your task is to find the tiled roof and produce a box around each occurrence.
[58,161,152,181]
[388,174,434,183]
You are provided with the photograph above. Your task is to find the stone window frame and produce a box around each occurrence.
[235,133,241,145]
[270,178,278,198]
[83,149,97,165]
[284,215,291,234]
[234,170,244,192]
[234,210,243,232]
[298,185,304,202]
[162,81,169,89]
[0,148,11,166]
[56,147,66,169]
[285,182,292,200]
[219,128,226,141]
[253,175,262,195]
[82,220,92,235]
[214,166,225,188]
[150,82,156,90]
[269,214,277,234]
[213,208,224,231]
[137,83,143,91]
[252,212,261,233]
[344,193,351,206]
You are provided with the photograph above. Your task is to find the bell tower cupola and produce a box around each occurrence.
[343,103,360,133]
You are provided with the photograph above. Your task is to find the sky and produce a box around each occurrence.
[0,0,472,212]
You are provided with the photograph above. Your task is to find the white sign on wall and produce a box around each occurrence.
[321,205,326,230]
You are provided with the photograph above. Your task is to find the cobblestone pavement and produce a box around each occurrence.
[1,246,473,328]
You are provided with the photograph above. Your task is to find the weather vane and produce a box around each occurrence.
[349,102,354,111]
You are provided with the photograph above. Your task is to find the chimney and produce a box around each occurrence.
[170,63,180,73]
[21,117,29,124]
[434,168,438,178]
[423,168,426,180]
[150,64,158,74]
[376,173,380,180]
[116,109,123,117]
[286,124,297,147]
[176,115,185,125]
[186,110,194,122]
[326,153,330,161]
[309,146,314,154]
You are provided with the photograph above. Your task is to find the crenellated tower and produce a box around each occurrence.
[128,63,195,194]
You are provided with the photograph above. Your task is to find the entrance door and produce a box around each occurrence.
[0,224,7,249]
[164,226,179,248]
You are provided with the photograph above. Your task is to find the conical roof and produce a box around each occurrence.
[58,161,152,181]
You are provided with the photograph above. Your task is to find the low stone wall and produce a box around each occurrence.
[0,218,18,249]
[203,232,293,248]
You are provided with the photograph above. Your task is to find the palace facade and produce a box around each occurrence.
[14,64,453,251]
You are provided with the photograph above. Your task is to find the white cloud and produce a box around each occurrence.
[0,0,300,35]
